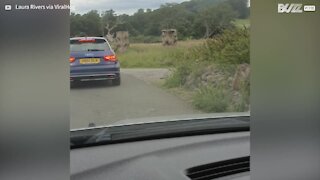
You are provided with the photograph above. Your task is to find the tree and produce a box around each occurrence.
[198,3,237,38]
[226,0,250,19]
[81,10,102,36]
[102,10,116,37]
[160,3,178,8]
[102,9,126,42]
[70,13,85,36]
[69,0,243,40]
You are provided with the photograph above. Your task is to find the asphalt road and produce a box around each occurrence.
[71,69,200,129]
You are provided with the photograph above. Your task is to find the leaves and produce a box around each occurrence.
[70,0,250,39]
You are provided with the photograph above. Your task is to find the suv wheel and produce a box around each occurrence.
[112,77,121,86]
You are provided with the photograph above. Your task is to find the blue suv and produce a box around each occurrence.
[70,37,120,86]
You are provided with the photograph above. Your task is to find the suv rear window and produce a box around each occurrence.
[70,39,111,52]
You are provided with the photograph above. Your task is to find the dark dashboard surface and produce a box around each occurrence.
[71,132,250,180]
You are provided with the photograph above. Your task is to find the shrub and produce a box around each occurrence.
[193,86,232,112]
[202,28,250,64]
[164,47,199,87]
[164,65,193,88]
[230,78,250,111]
[164,28,250,112]
[165,28,249,87]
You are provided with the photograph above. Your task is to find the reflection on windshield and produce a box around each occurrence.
[70,0,250,129]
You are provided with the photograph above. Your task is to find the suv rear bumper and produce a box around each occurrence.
[70,72,120,82]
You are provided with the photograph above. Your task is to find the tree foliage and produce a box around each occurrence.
[201,28,250,64]
[70,0,250,41]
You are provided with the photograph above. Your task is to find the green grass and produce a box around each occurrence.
[164,28,250,113]
[233,18,250,28]
[193,86,232,112]
[117,36,250,113]
[117,40,204,68]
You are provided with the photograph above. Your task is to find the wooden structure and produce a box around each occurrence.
[115,31,129,53]
[161,29,177,46]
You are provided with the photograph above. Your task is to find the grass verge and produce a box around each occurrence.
[118,40,204,68]
[164,28,250,113]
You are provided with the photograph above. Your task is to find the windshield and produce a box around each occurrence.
[70,0,250,132]
[70,42,110,52]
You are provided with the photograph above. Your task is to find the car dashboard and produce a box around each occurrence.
[71,131,250,180]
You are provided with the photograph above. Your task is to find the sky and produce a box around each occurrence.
[70,0,188,15]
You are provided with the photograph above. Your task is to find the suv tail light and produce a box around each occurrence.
[69,57,75,63]
[104,55,117,62]
[78,39,95,43]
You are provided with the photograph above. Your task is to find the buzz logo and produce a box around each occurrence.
[278,3,303,13]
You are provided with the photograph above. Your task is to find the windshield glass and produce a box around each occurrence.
[70,42,110,51]
[70,0,250,131]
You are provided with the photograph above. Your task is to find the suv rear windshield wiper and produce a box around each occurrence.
[87,49,104,51]
[71,116,249,149]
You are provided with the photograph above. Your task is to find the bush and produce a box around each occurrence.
[165,28,249,88]
[164,66,191,88]
[164,48,198,88]
[164,71,184,88]
[193,86,231,112]
[164,28,250,112]
[200,28,250,64]
[230,78,250,111]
